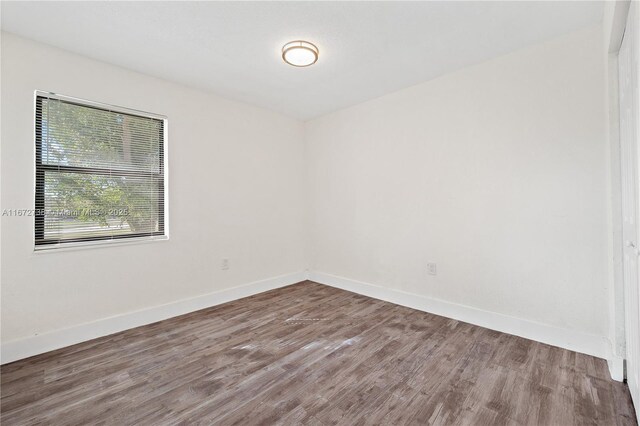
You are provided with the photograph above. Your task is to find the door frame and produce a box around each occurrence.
[610,0,640,419]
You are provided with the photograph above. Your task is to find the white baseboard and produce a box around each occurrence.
[607,356,625,382]
[309,271,620,379]
[1,271,306,365]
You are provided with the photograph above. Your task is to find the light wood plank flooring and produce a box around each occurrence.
[1,281,637,425]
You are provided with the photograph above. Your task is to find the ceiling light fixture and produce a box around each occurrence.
[282,40,319,67]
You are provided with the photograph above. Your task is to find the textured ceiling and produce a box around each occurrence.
[1,1,603,120]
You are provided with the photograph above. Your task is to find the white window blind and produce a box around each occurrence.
[35,92,167,249]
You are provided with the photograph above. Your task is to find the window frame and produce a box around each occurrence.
[33,91,169,251]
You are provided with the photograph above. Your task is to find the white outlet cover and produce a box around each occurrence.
[427,263,437,275]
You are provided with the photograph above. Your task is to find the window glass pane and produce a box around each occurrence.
[43,171,161,241]
[38,98,161,173]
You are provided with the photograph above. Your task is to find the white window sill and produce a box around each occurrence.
[33,235,169,254]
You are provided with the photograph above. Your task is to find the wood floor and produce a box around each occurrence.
[1,281,637,425]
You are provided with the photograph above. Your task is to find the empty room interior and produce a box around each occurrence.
[1,1,640,424]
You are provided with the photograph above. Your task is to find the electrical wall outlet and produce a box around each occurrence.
[221,258,230,270]
[427,263,437,275]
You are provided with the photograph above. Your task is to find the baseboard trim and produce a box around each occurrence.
[607,356,625,382]
[309,271,614,369]
[1,271,306,365]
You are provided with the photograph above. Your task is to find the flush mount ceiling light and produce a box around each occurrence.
[282,40,319,67]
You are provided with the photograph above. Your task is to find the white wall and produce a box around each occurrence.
[306,26,610,340]
[0,33,307,344]
[1,25,616,366]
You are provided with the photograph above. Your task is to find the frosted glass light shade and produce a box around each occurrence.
[282,41,319,67]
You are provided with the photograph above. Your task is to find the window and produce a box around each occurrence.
[35,92,167,249]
